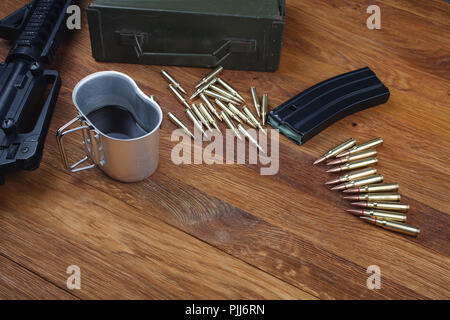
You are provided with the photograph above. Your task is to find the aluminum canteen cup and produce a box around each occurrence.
[56,71,163,182]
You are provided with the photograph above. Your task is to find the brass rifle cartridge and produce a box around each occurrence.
[360,217,420,237]
[186,108,208,138]
[168,112,195,139]
[215,99,242,123]
[343,183,400,194]
[347,209,407,222]
[192,104,212,131]
[351,201,410,212]
[195,66,223,88]
[210,84,242,104]
[336,137,383,158]
[237,124,265,153]
[261,94,268,126]
[169,84,191,109]
[313,138,356,165]
[199,103,220,131]
[325,167,377,185]
[344,193,401,202]
[190,77,218,100]
[326,150,378,166]
[161,70,187,94]
[326,157,378,173]
[250,87,261,117]
[217,78,245,102]
[204,89,235,104]
[242,106,267,135]
[331,174,384,191]
[228,103,254,128]
[221,111,242,141]
[200,93,222,121]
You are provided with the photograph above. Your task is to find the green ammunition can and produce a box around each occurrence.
[87,0,286,71]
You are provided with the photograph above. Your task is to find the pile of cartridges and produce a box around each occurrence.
[162,67,268,152]
[314,138,420,237]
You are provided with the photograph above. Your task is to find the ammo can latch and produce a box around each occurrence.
[117,30,256,68]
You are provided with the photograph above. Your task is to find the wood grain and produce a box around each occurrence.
[0,0,449,299]
[0,255,76,300]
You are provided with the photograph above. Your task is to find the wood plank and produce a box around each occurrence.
[290,0,450,81]
[38,149,449,298]
[0,255,76,300]
[385,0,450,25]
[0,168,312,299]
[0,0,448,300]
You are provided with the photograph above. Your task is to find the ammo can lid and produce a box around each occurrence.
[91,0,286,20]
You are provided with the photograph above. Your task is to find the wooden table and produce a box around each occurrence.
[0,0,448,299]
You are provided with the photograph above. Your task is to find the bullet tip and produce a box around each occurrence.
[343,188,358,193]
[343,196,358,201]
[326,167,341,173]
[350,201,367,207]
[359,216,376,224]
[346,209,363,216]
[336,151,350,158]
[313,156,326,165]
[330,184,346,191]
[326,159,341,166]
[325,178,341,185]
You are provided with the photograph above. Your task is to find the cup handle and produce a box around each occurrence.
[56,116,96,172]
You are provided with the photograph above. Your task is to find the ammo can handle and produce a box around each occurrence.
[133,35,256,68]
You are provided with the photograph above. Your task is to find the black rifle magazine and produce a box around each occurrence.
[268,67,390,145]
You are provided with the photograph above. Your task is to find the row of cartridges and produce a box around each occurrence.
[162,67,269,152]
[315,137,420,237]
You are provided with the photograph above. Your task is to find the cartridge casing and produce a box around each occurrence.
[326,167,377,185]
[200,93,222,121]
[168,112,195,139]
[348,209,407,222]
[196,66,223,88]
[336,138,383,157]
[169,84,191,109]
[210,84,242,103]
[346,194,401,202]
[215,99,242,123]
[261,94,268,126]
[237,124,264,153]
[191,78,218,100]
[353,201,409,212]
[243,106,266,134]
[349,174,383,188]
[192,104,212,131]
[228,103,254,127]
[204,90,235,104]
[344,183,400,194]
[377,220,420,237]
[199,103,220,130]
[250,87,261,117]
[221,111,242,140]
[186,108,208,137]
[314,138,356,164]
[161,70,186,94]
[327,157,378,172]
[361,218,420,237]
[217,78,245,102]
[327,149,378,166]
[332,174,384,191]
